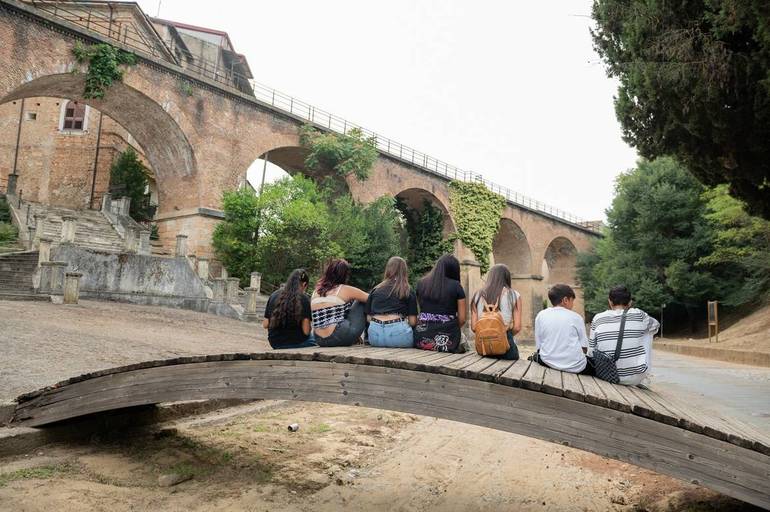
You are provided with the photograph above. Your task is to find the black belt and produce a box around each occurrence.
[370,317,405,325]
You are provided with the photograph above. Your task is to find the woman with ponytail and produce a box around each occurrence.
[365,256,417,348]
[262,269,315,349]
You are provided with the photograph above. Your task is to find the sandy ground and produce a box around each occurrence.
[0,299,759,510]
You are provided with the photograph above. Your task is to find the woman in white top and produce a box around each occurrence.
[470,264,522,360]
[311,259,369,347]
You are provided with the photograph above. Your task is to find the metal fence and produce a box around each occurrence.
[29,0,597,231]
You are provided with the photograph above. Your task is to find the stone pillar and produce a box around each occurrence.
[6,173,18,196]
[221,267,228,279]
[211,278,226,303]
[244,287,259,321]
[26,227,35,250]
[40,261,67,296]
[60,215,77,244]
[38,237,52,265]
[100,192,112,213]
[124,228,138,253]
[460,259,483,340]
[197,257,210,280]
[33,214,46,246]
[511,274,543,341]
[63,272,82,305]
[175,234,188,258]
[250,272,262,294]
[138,229,151,255]
[113,197,131,216]
[226,277,240,303]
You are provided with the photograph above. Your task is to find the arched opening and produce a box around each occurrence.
[492,218,531,275]
[0,73,197,213]
[543,236,578,286]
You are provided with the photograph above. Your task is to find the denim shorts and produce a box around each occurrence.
[367,319,414,348]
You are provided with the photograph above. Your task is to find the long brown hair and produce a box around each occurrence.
[315,259,351,296]
[270,269,309,328]
[374,256,411,300]
[473,264,512,308]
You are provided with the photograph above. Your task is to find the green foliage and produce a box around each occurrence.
[0,464,70,487]
[592,1,770,219]
[396,199,453,283]
[448,181,505,273]
[72,42,136,99]
[109,148,153,222]
[178,79,194,97]
[0,222,18,245]
[0,196,10,223]
[299,124,378,181]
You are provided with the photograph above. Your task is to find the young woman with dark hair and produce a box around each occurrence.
[262,269,315,349]
[414,254,467,352]
[365,256,418,348]
[470,263,521,360]
[311,259,369,347]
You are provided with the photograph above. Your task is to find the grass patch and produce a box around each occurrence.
[0,464,70,487]
[252,424,269,433]
[310,423,333,434]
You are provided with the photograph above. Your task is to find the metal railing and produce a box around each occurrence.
[27,0,597,231]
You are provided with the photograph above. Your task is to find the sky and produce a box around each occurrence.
[137,0,638,221]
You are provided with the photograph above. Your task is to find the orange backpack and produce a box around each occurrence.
[474,297,510,356]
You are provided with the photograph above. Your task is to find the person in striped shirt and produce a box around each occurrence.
[588,286,660,386]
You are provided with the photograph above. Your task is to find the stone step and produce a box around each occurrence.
[0,291,47,301]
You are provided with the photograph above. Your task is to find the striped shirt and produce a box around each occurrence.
[588,308,660,386]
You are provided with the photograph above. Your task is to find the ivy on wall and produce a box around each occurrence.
[448,181,505,273]
[396,199,454,283]
[299,124,378,181]
[72,42,136,99]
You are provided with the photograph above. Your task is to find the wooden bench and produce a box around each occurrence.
[8,346,770,508]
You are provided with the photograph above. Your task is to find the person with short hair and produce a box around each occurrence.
[533,284,592,374]
[365,256,418,348]
[311,259,369,347]
[589,285,660,386]
[263,269,316,349]
[414,254,467,352]
[470,263,521,360]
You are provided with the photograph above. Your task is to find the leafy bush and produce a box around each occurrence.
[396,199,453,283]
[72,42,136,99]
[300,125,378,181]
[109,148,154,222]
[0,196,10,223]
[0,222,18,245]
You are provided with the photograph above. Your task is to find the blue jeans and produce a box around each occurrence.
[499,331,520,360]
[368,319,414,348]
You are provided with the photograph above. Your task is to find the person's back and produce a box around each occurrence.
[534,306,588,372]
[414,254,467,352]
[589,286,660,386]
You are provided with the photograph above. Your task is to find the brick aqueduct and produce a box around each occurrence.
[0,0,599,330]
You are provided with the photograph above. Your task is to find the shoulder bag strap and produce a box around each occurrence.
[613,310,628,362]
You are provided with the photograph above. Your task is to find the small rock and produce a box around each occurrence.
[158,473,192,487]
[610,495,627,505]
[335,478,344,486]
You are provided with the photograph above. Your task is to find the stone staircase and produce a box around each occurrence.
[0,251,44,300]
[26,202,125,253]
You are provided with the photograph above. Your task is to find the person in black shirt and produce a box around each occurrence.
[366,256,418,348]
[414,254,467,352]
[262,269,315,349]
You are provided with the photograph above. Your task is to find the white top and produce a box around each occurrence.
[589,308,660,386]
[475,288,519,327]
[534,306,588,372]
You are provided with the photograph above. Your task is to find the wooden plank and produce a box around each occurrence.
[386,350,458,371]
[624,386,681,426]
[561,371,585,402]
[456,357,499,379]
[476,359,518,383]
[591,378,632,413]
[498,359,531,387]
[520,361,546,391]
[541,368,564,397]
[419,352,472,372]
[436,353,485,377]
[577,375,608,408]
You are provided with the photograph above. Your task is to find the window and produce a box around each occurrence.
[24,112,37,121]
[62,100,86,131]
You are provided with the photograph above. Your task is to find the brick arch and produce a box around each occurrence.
[0,73,197,212]
[492,217,532,276]
[542,236,578,286]
[394,186,456,235]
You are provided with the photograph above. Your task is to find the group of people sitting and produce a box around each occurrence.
[262,254,660,386]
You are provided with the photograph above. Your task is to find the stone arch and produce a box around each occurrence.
[542,236,578,286]
[492,218,532,275]
[0,73,198,211]
[394,187,455,235]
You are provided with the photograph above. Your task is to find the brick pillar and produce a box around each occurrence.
[211,278,226,303]
[63,272,82,305]
[460,259,483,341]
[60,215,77,244]
[226,277,240,304]
[138,229,151,255]
[250,272,262,294]
[175,234,188,258]
[6,173,18,195]
[244,287,259,321]
[197,257,209,280]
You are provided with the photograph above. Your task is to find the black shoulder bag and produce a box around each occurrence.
[591,309,627,384]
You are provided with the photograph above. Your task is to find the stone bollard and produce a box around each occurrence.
[197,257,210,280]
[175,234,188,258]
[138,229,151,255]
[250,272,262,294]
[33,214,46,247]
[226,277,240,304]
[60,215,77,244]
[27,227,35,250]
[38,237,52,265]
[211,278,226,303]
[124,228,138,253]
[6,173,18,196]
[221,267,228,279]
[244,287,259,321]
[100,192,112,213]
[63,272,82,305]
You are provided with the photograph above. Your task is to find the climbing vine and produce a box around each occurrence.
[299,124,378,181]
[448,181,505,273]
[396,199,453,283]
[72,42,136,99]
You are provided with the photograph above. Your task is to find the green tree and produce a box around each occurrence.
[299,125,378,181]
[396,199,453,283]
[109,148,153,222]
[592,1,770,219]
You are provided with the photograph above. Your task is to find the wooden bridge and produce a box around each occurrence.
[8,346,770,508]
